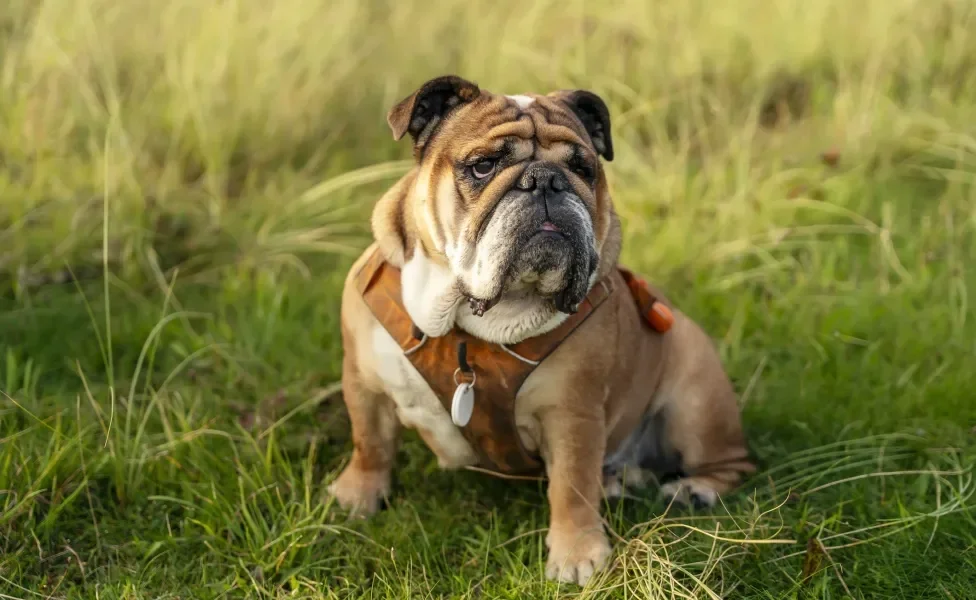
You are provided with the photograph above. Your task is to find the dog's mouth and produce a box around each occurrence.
[466,221,566,317]
[532,220,567,239]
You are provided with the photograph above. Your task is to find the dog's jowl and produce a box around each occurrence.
[328,75,755,586]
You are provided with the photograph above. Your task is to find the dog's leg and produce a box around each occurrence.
[541,410,612,586]
[327,352,400,517]
[641,316,756,510]
[655,387,755,510]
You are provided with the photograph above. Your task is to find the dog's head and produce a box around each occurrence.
[373,75,621,341]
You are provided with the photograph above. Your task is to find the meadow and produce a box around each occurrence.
[2,0,975,597]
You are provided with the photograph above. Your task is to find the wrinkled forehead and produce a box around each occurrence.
[431,93,596,160]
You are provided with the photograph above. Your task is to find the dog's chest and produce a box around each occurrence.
[369,325,480,468]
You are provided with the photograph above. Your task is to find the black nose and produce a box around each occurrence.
[516,164,569,194]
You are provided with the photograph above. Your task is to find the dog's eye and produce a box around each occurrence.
[569,156,594,181]
[471,159,497,179]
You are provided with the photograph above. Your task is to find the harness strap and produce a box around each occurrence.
[618,267,674,333]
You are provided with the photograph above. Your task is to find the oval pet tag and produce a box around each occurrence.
[451,382,474,427]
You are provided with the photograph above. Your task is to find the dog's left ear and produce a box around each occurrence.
[387,75,481,151]
[552,90,614,161]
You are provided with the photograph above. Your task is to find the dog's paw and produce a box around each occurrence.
[327,467,390,518]
[659,477,720,510]
[545,526,612,586]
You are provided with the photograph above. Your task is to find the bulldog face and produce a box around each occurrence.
[374,75,618,338]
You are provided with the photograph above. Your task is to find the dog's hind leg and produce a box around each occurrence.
[652,379,755,509]
[642,315,756,509]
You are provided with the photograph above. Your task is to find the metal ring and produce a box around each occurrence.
[453,367,476,387]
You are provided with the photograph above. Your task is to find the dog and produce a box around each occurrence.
[327,75,755,585]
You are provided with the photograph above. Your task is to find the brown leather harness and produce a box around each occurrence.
[355,247,673,476]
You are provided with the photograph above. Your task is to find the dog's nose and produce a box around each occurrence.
[516,164,569,194]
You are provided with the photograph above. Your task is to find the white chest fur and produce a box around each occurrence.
[368,325,480,468]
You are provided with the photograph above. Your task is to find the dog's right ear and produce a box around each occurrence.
[387,75,481,150]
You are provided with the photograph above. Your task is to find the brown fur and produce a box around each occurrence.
[328,76,754,586]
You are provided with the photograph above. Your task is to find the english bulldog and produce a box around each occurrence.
[328,75,755,585]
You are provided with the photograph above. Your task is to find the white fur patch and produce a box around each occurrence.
[400,245,462,337]
[455,298,569,344]
[507,95,535,109]
[369,325,479,469]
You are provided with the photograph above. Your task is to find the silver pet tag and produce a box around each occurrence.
[451,382,474,427]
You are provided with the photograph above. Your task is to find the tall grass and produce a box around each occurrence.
[2,0,975,289]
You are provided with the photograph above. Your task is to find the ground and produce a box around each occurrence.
[2,0,976,598]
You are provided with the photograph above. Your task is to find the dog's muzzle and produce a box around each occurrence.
[470,162,598,316]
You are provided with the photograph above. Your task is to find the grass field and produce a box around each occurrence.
[2,0,976,597]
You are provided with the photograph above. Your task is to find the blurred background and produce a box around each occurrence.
[1,0,975,597]
[3,0,974,283]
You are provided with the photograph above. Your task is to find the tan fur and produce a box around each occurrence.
[328,76,754,586]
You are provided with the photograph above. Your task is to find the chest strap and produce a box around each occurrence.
[355,247,614,475]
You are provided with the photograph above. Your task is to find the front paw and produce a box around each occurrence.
[545,525,612,586]
[327,466,391,518]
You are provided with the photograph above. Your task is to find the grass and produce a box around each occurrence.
[2,0,976,597]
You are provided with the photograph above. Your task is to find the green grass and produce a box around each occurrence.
[2,0,976,597]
